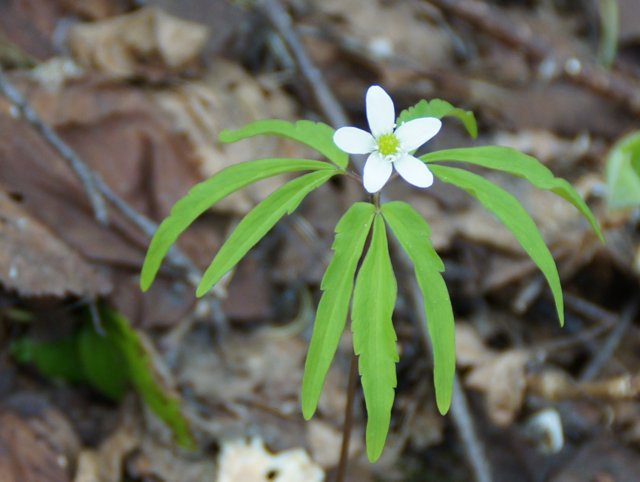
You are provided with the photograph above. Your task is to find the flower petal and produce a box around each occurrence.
[333,127,376,154]
[395,117,442,152]
[394,154,434,188]
[363,152,393,193]
[366,85,395,137]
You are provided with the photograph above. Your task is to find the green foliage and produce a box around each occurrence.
[633,156,640,178]
[139,94,599,461]
[396,99,478,139]
[11,308,195,450]
[352,215,398,462]
[219,120,349,169]
[431,165,564,326]
[381,201,454,415]
[10,336,88,385]
[141,158,334,291]
[597,0,619,68]
[78,322,129,400]
[422,146,603,241]
[301,202,376,419]
[606,131,640,209]
[197,170,337,296]
[99,306,195,450]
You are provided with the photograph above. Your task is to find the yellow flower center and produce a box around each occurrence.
[377,133,399,157]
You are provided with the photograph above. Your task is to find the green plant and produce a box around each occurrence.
[141,85,602,461]
[11,306,195,450]
[606,131,640,209]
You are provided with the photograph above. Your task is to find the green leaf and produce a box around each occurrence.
[301,202,375,419]
[352,214,398,462]
[396,99,478,139]
[197,170,336,297]
[11,308,195,450]
[632,156,640,178]
[99,306,196,450]
[606,131,640,209]
[141,158,334,291]
[10,336,86,384]
[219,120,348,169]
[78,322,129,401]
[10,325,128,401]
[431,165,564,326]
[381,201,454,415]
[597,0,619,68]
[422,146,603,241]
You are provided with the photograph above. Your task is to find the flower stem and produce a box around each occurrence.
[335,351,358,482]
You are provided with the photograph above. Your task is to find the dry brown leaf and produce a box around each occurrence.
[70,410,140,482]
[0,76,220,327]
[67,7,209,79]
[528,371,640,402]
[176,328,349,454]
[152,62,303,215]
[457,324,530,426]
[466,349,529,426]
[126,435,217,482]
[0,394,81,482]
[0,0,62,60]
[0,411,71,482]
[305,419,362,469]
[455,323,495,368]
[217,437,324,482]
[315,0,453,72]
[0,190,111,297]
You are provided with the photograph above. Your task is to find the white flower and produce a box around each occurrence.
[333,85,442,193]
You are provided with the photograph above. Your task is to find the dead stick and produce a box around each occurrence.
[580,300,639,382]
[335,352,358,482]
[260,1,494,481]
[0,68,108,224]
[0,69,218,295]
[426,0,640,115]
[259,0,349,127]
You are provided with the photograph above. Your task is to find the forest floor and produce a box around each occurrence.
[0,1,639,481]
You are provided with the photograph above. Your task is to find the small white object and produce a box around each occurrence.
[368,37,394,59]
[217,437,324,482]
[524,408,564,454]
[8,105,20,119]
[564,57,582,76]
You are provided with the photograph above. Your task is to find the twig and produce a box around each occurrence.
[0,68,109,225]
[579,300,639,382]
[260,2,494,480]
[335,352,358,482]
[0,68,220,295]
[258,0,349,127]
[425,0,640,116]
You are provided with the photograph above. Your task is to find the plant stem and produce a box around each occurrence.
[335,351,358,482]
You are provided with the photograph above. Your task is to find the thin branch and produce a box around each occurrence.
[0,68,223,297]
[335,352,358,482]
[260,2,494,480]
[425,0,640,116]
[258,0,349,128]
[0,68,109,225]
[579,300,639,382]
